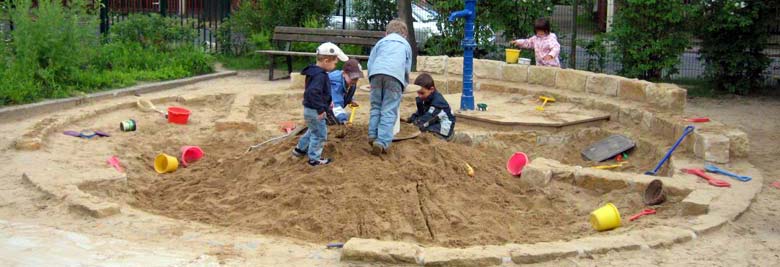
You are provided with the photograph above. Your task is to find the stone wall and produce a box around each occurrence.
[416,56,748,163]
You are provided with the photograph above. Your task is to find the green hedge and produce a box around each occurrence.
[0,0,214,106]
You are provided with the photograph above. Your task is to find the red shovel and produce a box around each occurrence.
[682,168,731,187]
[629,209,656,222]
[685,117,710,123]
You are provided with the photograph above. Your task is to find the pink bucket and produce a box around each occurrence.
[180,146,204,167]
[506,152,529,176]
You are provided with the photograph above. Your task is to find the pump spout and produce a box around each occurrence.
[448,9,472,22]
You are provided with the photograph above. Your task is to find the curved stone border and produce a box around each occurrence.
[0,71,237,123]
[9,69,763,266]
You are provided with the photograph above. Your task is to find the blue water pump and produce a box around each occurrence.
[448,0,477,111]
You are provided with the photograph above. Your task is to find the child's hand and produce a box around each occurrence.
[350,101,359,108]
[318,112,326,120]
[543,55,553,61]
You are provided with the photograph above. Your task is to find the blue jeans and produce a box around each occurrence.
[368,74,403,149]
[296,107,328,160]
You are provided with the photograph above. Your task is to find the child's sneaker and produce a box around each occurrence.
[291,148,306,158]
[370,142,385,156]
[308,158,333,166]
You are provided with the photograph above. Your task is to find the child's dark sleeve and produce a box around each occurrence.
[415,97,450,127]
[304,73,329,114]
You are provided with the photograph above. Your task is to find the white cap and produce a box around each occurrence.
[316,42,349,62]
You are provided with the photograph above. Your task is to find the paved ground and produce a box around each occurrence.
[0,71,778,266]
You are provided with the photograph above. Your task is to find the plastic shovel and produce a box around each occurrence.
[682,168,731,187]
[646,126,695,176]
[628,209,656,222]
[704,164,751,182]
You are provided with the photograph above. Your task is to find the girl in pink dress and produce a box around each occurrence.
[510,18,561,67]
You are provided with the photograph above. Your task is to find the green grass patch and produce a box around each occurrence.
[663,78,716,98]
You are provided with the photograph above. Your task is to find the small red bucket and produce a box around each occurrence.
[167,106,191,124]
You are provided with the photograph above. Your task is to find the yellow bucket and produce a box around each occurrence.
[505,49,521,64]
[154,153,179,174]
[589,203,622,231]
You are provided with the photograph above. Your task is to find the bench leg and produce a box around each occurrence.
[269,55,276,81]
[286,55,293,78]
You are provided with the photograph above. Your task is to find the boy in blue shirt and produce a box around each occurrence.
[328,59,364,124]
[367,19,413,155]
[406,73,455,140]
[291,42,348,166]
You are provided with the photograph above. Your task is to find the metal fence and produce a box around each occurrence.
[99,0,231,52]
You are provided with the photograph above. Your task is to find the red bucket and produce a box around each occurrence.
[167,107,191,124]
[506,152,529,176]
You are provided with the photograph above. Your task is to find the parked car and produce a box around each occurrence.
[328,4,441,47]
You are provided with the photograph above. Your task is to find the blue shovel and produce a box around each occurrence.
[645,125,695,176]
[704,164,752,182]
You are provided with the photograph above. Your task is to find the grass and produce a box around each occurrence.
[216,54,267,70]
[663,78,716,98]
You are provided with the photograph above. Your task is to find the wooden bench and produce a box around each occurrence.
[256,26,385,80]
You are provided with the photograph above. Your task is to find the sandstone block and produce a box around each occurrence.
[447,79,464,94]
[423,247,503,267]
[646,83,687,111]
[619,79,651,102]
[502,64,529,83]
[473,59,504,80]
[520,164,553,188]
[555,69,588,92]
[723,128,749,158]
[447,57,464,75]
[637,226,694,248]
[694,132,730,163]
[681,190,714,216]
[510,242,578,264]
[586,74,620,96]
[417,56,448,74]
[527,66,558,87]
[342,238,422,264]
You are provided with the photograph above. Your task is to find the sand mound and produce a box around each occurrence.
[122,124,651,247]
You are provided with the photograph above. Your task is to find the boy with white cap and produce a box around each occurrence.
[292,42,348,166]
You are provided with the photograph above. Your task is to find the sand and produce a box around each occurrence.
[118,120,667,247]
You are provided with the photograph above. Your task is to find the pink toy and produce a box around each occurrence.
[180,146,204,167]
[107,156,124,173]
[506,152,529,176]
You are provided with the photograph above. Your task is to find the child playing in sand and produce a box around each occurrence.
[367,19,413,155]
[328,59,365,125]
[510,18,561,67]
[406,73,456,140]
[291,42,348,166]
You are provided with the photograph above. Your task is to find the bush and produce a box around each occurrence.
[109,13,197,51]
[216,1,264,56]
[698,0,772,94]
[0,0,213,106]
[0,0,99,104]
[609,0,695,80]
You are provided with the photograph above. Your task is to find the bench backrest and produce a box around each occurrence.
[272,26,385,47]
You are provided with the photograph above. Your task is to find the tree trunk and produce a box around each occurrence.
[397,0,417,70]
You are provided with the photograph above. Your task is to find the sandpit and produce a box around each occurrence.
[69,93,680,248]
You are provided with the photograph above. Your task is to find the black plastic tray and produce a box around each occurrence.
[581,134,636,162]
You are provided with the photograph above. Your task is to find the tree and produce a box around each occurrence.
[698,0,772,94]
[398,0,418,68]
[610,0,695,80]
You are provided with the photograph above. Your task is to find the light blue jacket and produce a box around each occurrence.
[328,70,350,123]
[367,33,413,87]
